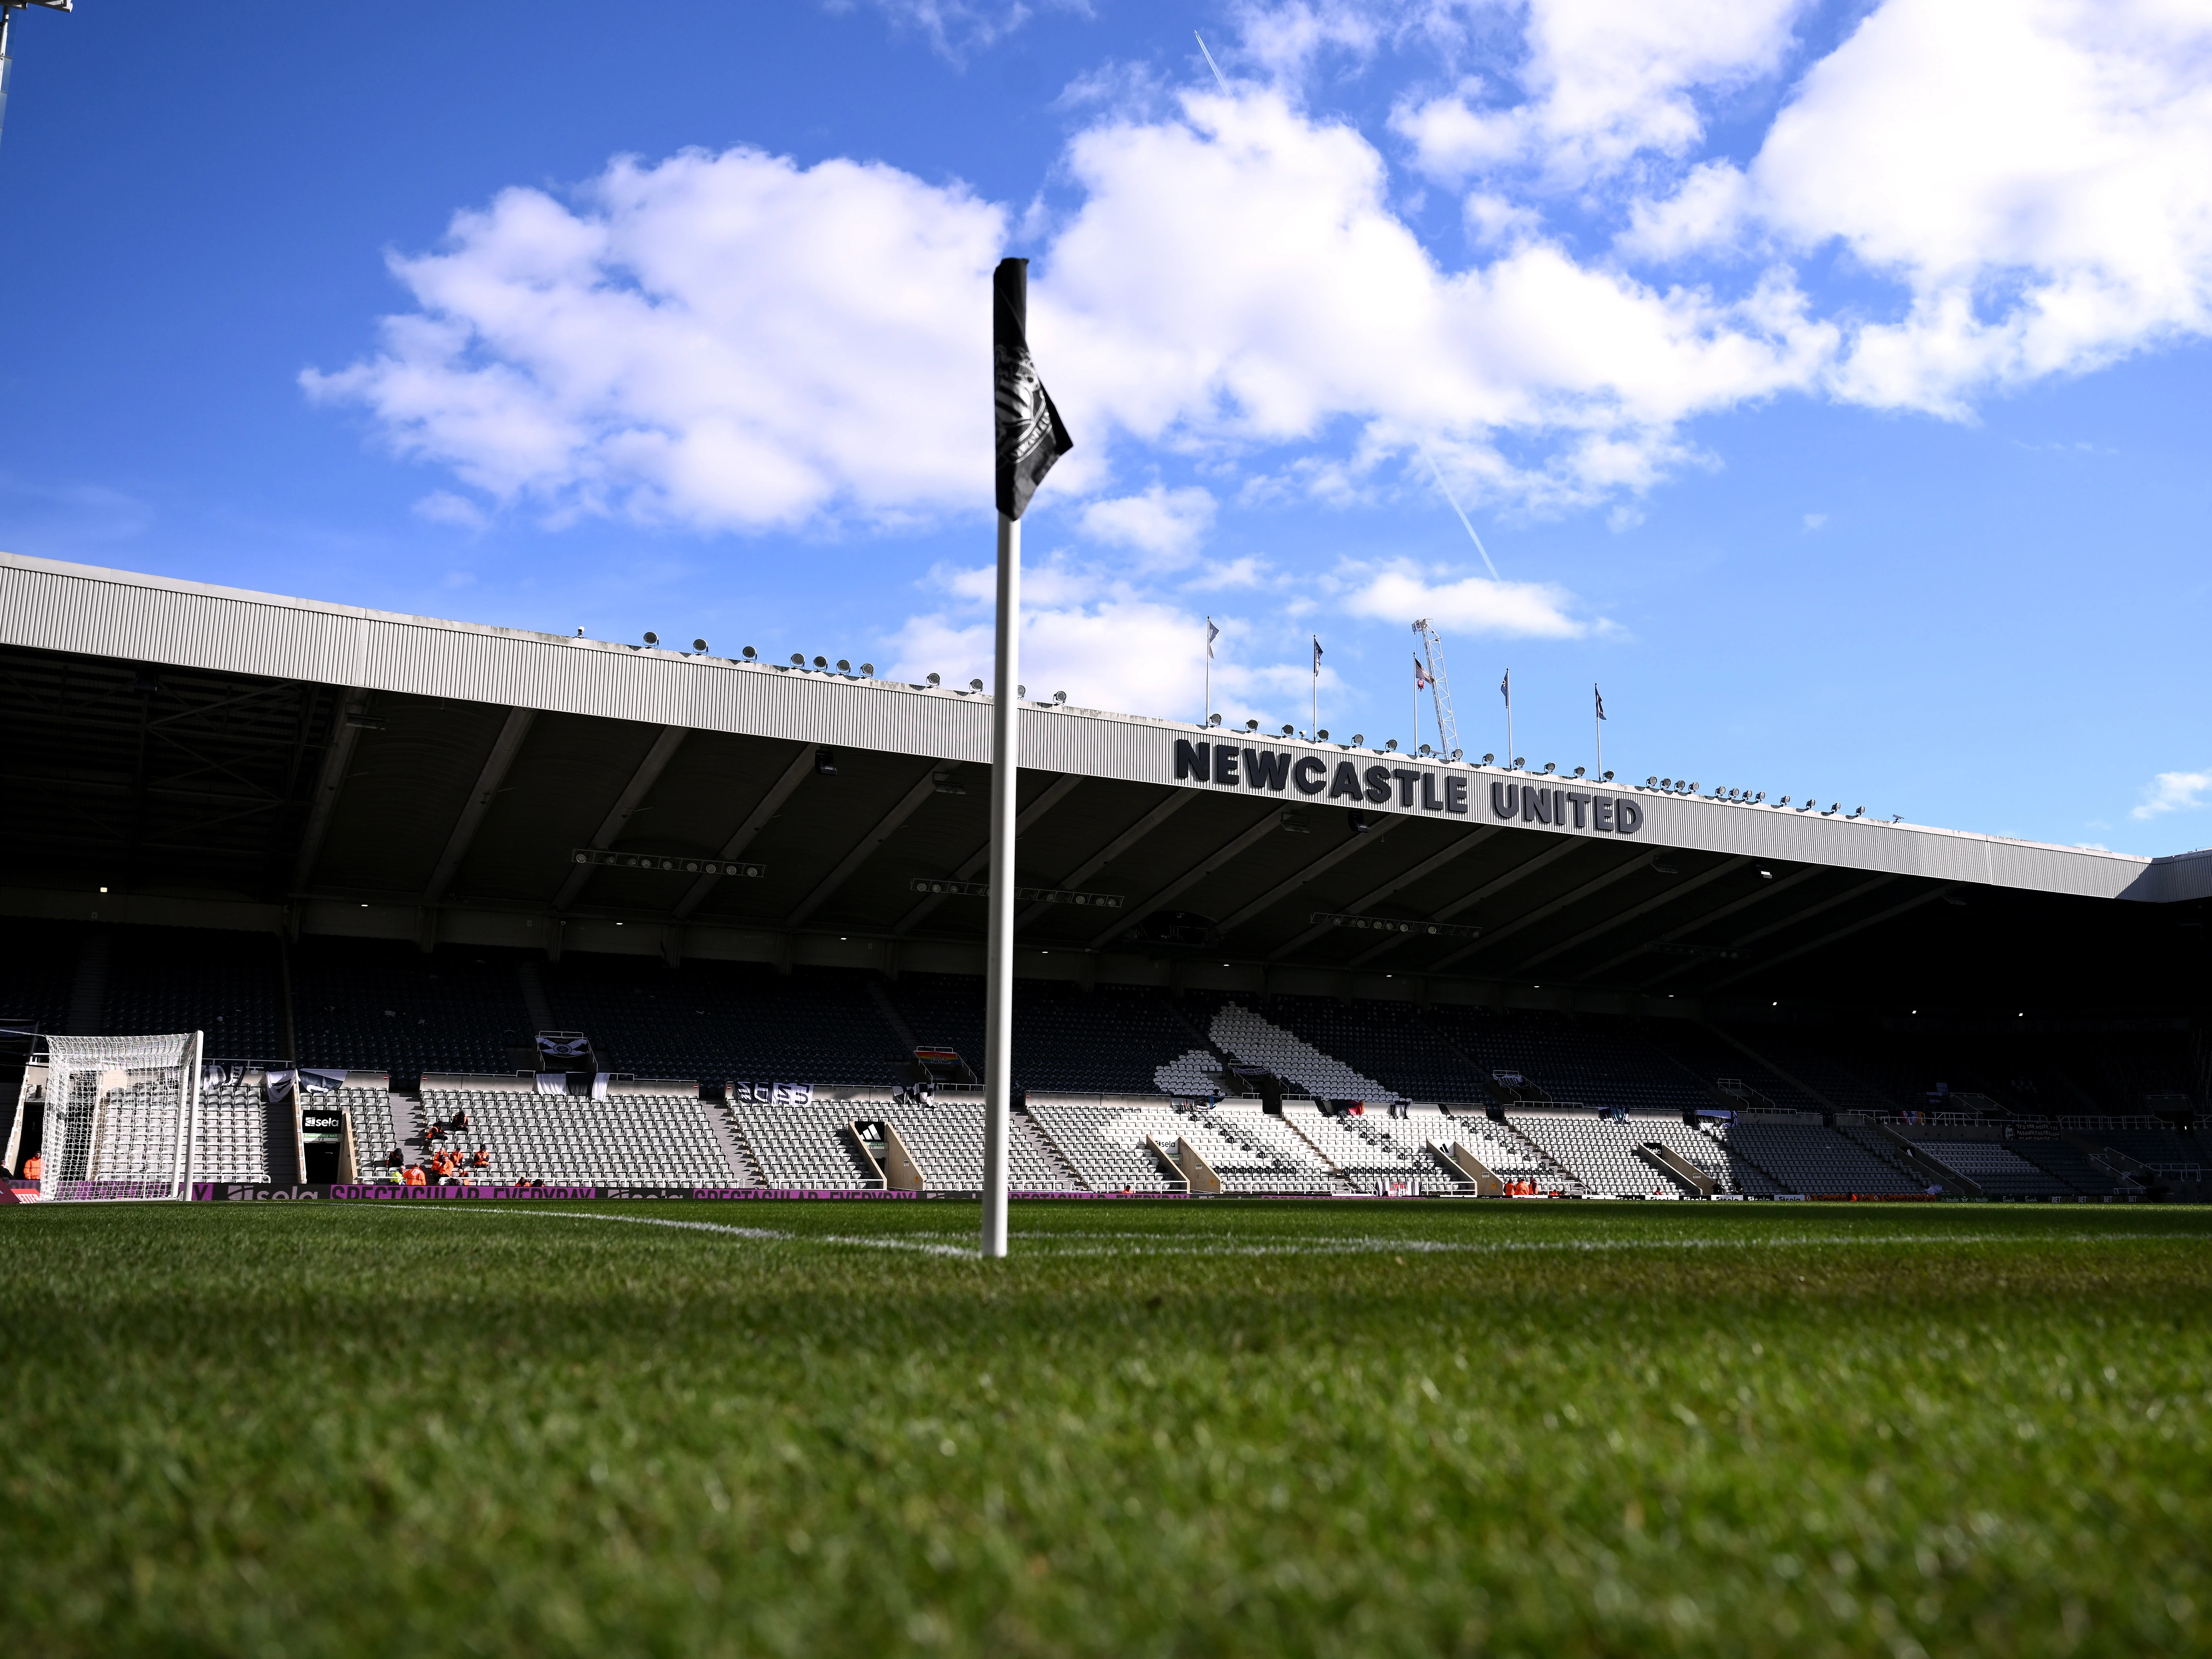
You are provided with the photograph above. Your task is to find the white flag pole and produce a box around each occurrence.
[1203,616,1212,727]
[982,511,1018,1259]
[1594,683,1603,780]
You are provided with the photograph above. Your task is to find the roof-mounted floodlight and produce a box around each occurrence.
[1483,753,1497,765]
[1648,776,1659,786]
[1018,684,1027,697]
[1245,718,1260,731]
[1418,742,1432,756]
[1385,738,1399,751]
[860,662,875,676]
[741,645,757,660]
[969,678,985,691]
[1512,756,1525,769]
[1573,766,1585,778]
[1542,761,1557,774]
[790,653,805,666]
[1350,733,1363,746]
[1317,727,1329,741]
[813,655,829,669]
[1602,770,1614,781]
[1054,690,1067,704]
[1452,748,1464,761]
[837,658,851,672]
[1283,724,1296,737]
[1207,712,1222,726]
[693,638,708,653]
[642,631,659,645]
[925,672,940,685]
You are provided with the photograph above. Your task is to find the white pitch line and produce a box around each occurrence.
[375,1206,2201,1263]
[412,1203,978,1258]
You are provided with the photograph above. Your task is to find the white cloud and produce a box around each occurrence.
[1801,511,1826,530]
[1394,0,1809,186]
[1637,0,2212,412]
[1337,557,1593,637]
[306,147,1004,529]
[889,556,1307,725]
[2132,769,2212,820]
[1077,484,1217,563]
[413,490,490,530]
[826,0,1069,61]
[310,0,2212,538]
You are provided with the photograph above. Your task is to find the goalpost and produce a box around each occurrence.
[38,1032,204,1201]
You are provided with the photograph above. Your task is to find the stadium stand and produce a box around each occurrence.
[1273,1101,1421,1188]
[1427,1007,1715,1115]
[420,1077,738,1187]
[542,958,908,1090]
[1184,1000,1405,1104]
[193,1081,272,1183]
[1896,1136,2071,1196]
[1506,1109,1712,1197]
[292,939,528,1076]
[886,975,1199,1096]
[1020,1095,1185,1193]
[0,917,82,1035]
[105,927,285,1061]
[881,1091,1072,1192]
[728,1094,883,1190]
[1721,1120,1921,1196]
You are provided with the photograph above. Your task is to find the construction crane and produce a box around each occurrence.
[1412,619,1460,759]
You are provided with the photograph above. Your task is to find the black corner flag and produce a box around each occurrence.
[993,258,1073,522]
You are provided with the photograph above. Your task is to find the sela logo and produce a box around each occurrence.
[1174,739,1640,834]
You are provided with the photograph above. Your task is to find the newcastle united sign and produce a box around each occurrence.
[1173,739,1642,836]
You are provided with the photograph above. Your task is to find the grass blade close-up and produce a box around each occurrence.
[2,1199,2206,1657]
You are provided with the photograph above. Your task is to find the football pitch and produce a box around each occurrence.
[3,1200,2207,1657]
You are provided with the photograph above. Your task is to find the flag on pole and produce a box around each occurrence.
[1311,637,1323,674]
[993,260,1073,521]
[1595,684,1606,720]
[1413,655,1430,691]
[1207,619,1221,658]
[1500,671,1510,703]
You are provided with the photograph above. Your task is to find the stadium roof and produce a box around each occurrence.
[3,549,2206,1021]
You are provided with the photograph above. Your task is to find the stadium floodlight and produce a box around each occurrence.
[1309,911,1482,940]
[1659,777,1670,788]
[926,672,940,684]
[860,662,875,676]
[1452,748,1464,761]
[1018,684,1027,697]
[1602,770,1614,781]
[693,638,708,652]
[1208,712,1223,727]
[1351,733,1363,746]
[1317,727,1329,740]
[1418,742,1432,756]
[1851,806,1864,817]
[969,678,985,691]
[837,658,852,672]
[1542,761,1556,774]
[642,631,659,645]
[741,645,757,659]
[1283,724,1296,737]
[1648,776,1659,786]
[907,877,1122,907]
[813,655,829,669]
[1573,766,1585,778]
[1245,718,1260,731]
[1054,691,1067,704]
[790,653,805,666]
[1512,756,1525,769]
[572,849,766,879]
[1384,738,1399,751]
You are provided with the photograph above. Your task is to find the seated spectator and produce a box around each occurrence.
[471,1146,490,1169]
[403,1162,427,1187]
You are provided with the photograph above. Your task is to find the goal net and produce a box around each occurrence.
[39,1032,204,1201]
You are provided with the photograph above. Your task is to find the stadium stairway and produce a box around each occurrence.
[1013,1106,1087,1192]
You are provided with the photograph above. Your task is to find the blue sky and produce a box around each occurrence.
[1,0,2207,854]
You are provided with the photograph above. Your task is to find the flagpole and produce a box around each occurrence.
[1311,637,1318,740]
[1203,615,1212,727]
[1594,683,1603,780]
[1504,669,1513,764]
[981,510,1017,1260]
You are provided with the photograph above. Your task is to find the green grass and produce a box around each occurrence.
[3,1200,2208,1657]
